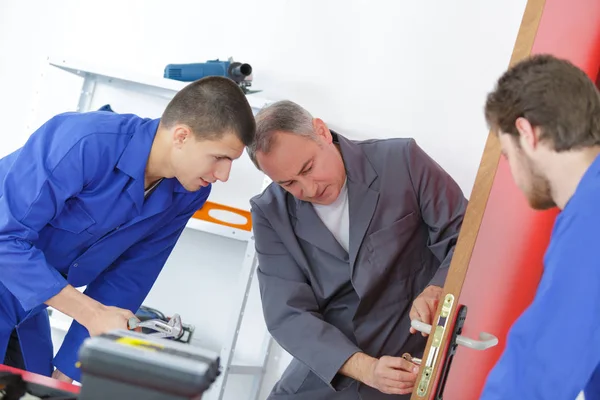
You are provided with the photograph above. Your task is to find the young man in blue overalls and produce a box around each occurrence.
[0,76,255,383]
[480,55,600,400]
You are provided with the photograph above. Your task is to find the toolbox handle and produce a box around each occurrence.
[411,320,499,351]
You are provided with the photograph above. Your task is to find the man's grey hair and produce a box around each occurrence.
[246,100,316,169]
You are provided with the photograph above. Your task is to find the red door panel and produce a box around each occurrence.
[442,0,600,398]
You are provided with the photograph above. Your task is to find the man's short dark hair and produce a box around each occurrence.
[161,76,256,146]
[484,54,600,151]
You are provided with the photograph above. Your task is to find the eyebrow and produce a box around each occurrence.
[276,159,312,185]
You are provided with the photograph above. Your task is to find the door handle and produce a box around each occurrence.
[411,320,498,351]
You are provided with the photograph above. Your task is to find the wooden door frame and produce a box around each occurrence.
[409,1,547,398]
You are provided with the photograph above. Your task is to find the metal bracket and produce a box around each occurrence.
[434,305,467,400]
[410,319,498,351]
[413,303,498,398]
[414,295,500,397]
[416,294,455,397]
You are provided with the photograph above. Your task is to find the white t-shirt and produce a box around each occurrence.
[144,178,163,199]
[312,180,350,253]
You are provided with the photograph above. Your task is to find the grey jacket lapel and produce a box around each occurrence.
[291,199,348,261]
[336,133,379,273]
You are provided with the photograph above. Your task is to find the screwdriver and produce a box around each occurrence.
[402,352,422,366]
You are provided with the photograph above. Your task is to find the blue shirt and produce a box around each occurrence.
[480,154,600,399]
[0,111,211,380]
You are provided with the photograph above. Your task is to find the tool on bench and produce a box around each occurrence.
[128,313,184,340]
[1,328,220,400]
[77,329,221,399]
[133,306,195,343]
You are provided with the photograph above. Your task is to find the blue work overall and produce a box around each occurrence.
[0,111,210,382]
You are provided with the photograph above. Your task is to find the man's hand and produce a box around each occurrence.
[85,304,137,337]
[52,369,73,384]
[340,352,419,395]
[365,356,419,395]
[45,285,137,337]
[409,285,443,336]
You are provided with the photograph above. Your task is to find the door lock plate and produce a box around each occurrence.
[416,293,455,397]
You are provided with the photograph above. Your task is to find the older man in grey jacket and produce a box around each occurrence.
[247,100,467,399]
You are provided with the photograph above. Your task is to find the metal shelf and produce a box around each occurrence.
[185,218,252,242]
[229,364,265,375]
[48,57,272,111]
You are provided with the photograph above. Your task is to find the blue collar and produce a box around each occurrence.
[116,118,160,180]
[563,152,600,212]
[575,152,600,191]
[115,118,189,213]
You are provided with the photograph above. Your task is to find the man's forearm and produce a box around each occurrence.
[45,284,103,329]
[339,352,376,385]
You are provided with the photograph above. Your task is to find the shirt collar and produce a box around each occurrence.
[116,118,189,195]
[116,118,160,179]
[562,152,600,211]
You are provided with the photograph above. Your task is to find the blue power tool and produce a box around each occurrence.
[164,57,258,93]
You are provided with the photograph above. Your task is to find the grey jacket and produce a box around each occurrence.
[250,132,467,399]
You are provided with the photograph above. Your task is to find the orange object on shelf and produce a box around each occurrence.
[192,201,252,231]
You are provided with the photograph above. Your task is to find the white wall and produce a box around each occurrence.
[0,1,529,399]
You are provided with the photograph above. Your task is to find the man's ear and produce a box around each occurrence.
[515,117,539,153]
[312,118,332,143]
[172,124,192,148]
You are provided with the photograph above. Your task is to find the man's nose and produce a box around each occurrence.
[214,161,232,182]
[303,181,318,198]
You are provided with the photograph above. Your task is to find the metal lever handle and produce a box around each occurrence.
[411,320,499,351]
